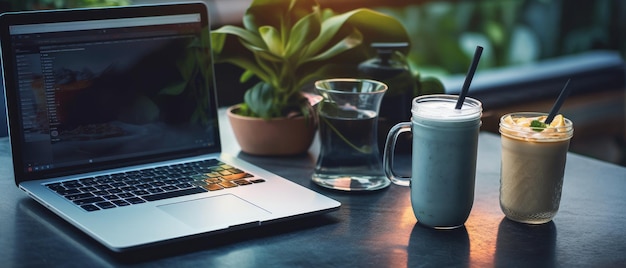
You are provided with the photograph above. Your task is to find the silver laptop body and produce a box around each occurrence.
[0,2,339,252]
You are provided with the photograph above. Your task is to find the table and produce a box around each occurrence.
[1,109,625,267]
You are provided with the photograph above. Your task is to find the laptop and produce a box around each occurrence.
[0,2,340,252]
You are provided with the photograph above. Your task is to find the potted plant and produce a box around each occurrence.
[211,0,412,155]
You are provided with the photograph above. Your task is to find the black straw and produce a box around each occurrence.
[455,46,483,109]
[545,78,572,124]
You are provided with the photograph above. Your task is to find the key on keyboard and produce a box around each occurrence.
[45,159,265,212]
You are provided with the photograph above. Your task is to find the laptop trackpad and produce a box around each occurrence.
[158,194,271,229]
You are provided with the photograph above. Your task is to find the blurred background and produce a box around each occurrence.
[2,0,624,72]
[1,0,625,166]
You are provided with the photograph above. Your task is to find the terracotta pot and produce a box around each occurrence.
[227,105,317,155]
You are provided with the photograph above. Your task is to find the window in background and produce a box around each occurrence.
[369,0,626,78]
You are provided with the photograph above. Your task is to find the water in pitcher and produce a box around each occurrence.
[312,104,388,191]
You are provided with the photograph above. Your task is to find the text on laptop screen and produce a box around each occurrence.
[7,13,218,176]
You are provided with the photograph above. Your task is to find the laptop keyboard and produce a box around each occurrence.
[45,159,265,212]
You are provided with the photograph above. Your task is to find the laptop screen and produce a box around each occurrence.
[1,4,220,181]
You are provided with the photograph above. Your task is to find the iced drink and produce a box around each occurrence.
[384,95,482,228]
[499,112,574,224]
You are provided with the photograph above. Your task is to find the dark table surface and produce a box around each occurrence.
[1,109,625,267]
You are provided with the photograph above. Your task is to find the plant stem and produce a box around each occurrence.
[320,115,371,154]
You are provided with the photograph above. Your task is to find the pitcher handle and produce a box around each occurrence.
[383,122,411,186]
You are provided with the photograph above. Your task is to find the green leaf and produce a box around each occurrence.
[302,28,363,64]
[307,8,409,59]
[159,81,187,96]
[222,54,273,84]
[285,10,321,57]
[244,82,276,119]
[212,25,265,51]
[485,21,505,46]
[211,30,226,53]
[243,0,319,33]
[530,120,547,132]
[259,26,284,56]
[246,43,282,63]
[240,69,256,83]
